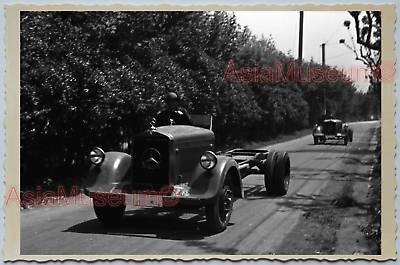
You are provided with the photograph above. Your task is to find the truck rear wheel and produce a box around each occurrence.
[264,150,278,195]
[94,202,126,225]
[206,175,234,233]
[273,152,291,196]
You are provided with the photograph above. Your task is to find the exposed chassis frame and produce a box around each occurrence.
[222,149,270,179]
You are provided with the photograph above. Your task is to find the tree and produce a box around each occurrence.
[343,11,381,102]
[20,11,253,189]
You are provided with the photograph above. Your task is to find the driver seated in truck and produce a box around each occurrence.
[154,91,192,127]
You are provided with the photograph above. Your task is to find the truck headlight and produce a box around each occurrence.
[200,151,218,170]
[90,147,105,166]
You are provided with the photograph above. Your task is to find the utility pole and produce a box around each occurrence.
[321,42,326,117]
[298,11,304,63]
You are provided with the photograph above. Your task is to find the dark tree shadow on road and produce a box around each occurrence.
[274,187,372,216]
[63,206,240,254]
[64,207,211,239]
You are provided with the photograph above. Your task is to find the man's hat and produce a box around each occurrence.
[164,92,179,102]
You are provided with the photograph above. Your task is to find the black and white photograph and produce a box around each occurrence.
[2,3,396,261]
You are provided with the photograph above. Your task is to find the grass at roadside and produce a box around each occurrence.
[272,180,349,255]
[243,128,312,149]
[217,128,312,152]
[359,126,381,253]
[359,164,381,254]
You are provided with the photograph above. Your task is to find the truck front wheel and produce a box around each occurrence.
[206,175,234,233]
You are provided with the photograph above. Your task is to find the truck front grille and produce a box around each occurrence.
[132,137,170,190]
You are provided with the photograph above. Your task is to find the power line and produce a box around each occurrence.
[324,43,340,46]
[325,24,343,44]
[326,51,354,60]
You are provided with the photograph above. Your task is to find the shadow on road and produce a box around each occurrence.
[63,185,276,242]
[243,184,269,198]
[290,166,372,179]
[63,206,229,240]
[287,145,371,155]
[307,141,346,146]
[275,191,371,216]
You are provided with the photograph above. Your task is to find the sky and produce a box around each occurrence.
[233,11,371,92]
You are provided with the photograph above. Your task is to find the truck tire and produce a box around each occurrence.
[273,151,291,196]
[206,175,234,233]
[94,202,126,225]
[264,150,278,195]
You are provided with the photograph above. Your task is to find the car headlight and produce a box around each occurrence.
[313,126,321,132]
[200,151,218,170]
[90,147,105,166]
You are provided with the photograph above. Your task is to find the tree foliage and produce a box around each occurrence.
[345,11,381,104]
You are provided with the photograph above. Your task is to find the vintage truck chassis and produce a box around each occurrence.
[85,125,290,233]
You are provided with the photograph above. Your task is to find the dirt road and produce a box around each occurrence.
[20,121,379,257]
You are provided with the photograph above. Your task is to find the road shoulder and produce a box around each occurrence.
[272,126,381,256]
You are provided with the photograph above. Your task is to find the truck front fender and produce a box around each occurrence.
[85,152,132,196]
[187,155,243,202]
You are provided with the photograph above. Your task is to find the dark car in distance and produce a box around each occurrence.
[312,118,353,145]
